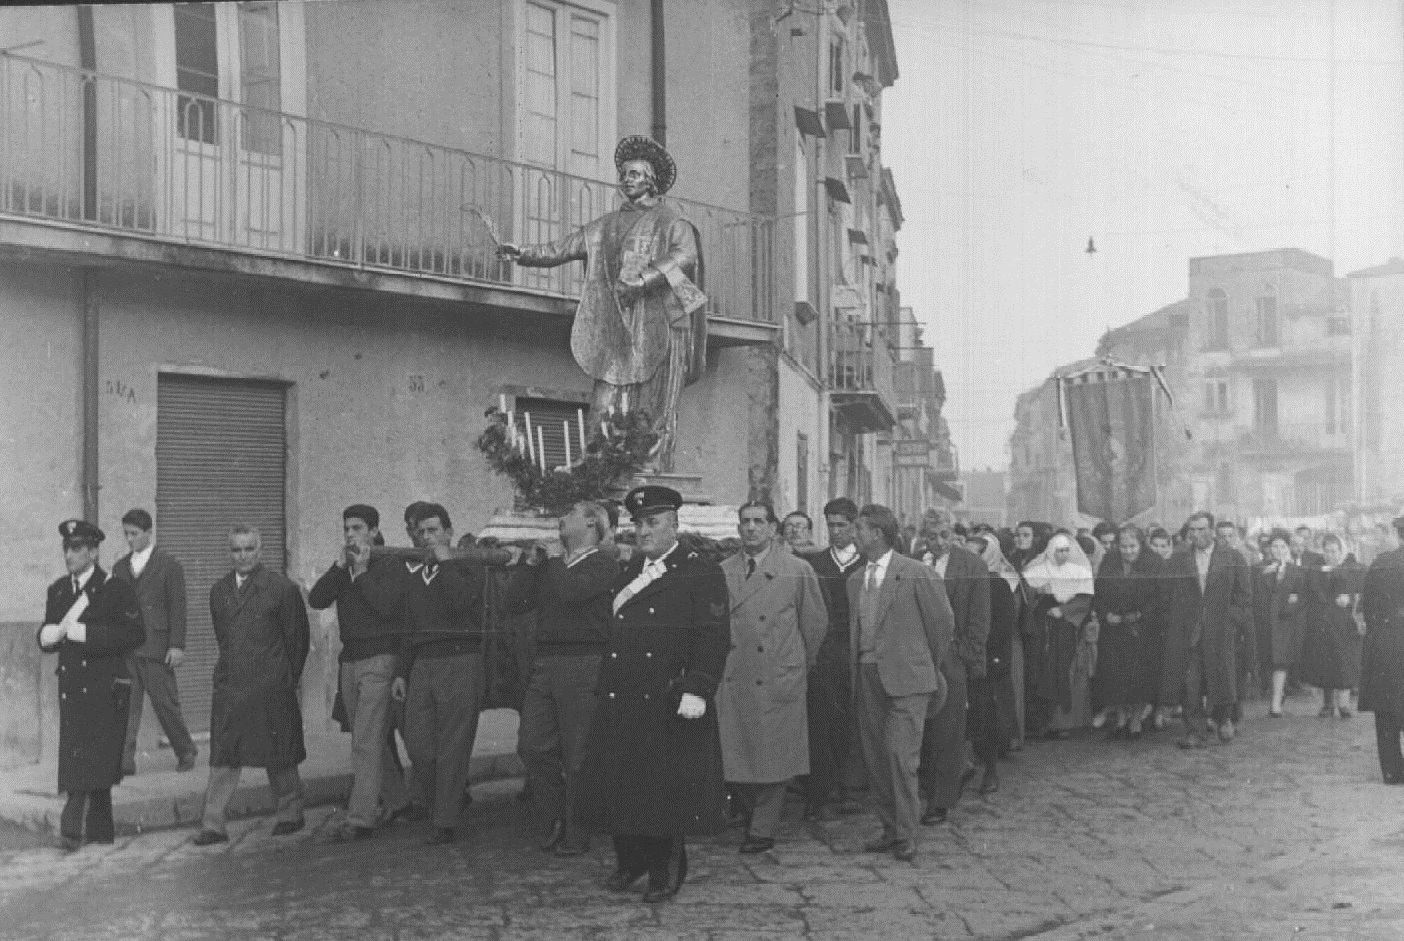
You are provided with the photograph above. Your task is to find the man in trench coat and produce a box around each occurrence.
[717,501,827,853]
[1361,516,1404,784]
[191,524,311,845]
[38,520,146,850]
[1162,512,1252,749]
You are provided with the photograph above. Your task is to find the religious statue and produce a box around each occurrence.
[497,136,708,473]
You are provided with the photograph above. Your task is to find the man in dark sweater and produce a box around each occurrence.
[308,504,411,840]
[799,497,867,821]
[506,501,620,856]
[374,503,483,844]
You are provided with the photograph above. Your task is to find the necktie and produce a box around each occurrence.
[746,557,756,579]
[72,576,80,597]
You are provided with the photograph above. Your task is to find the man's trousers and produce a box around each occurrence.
[122,656,197,771]
[855,662,929,844]
[404,652,485,829]
[200,764,304,835]
[339,653,410,829]
[517,653,601,834]
[919,659,969,809]
[727,781,788,839]
[805,639,855,807]
[1182,643,1234,737]
[1375,710,1404,781]
[61,789,113,844]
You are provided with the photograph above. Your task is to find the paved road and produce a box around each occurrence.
[2,696,1402,941]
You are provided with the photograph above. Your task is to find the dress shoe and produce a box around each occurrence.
[863,832,900,853]
[335,824,375,843]
[554,835,590,857]
[190,829,229,847]
[176,750,198,773]
[891,840,916,861]
[389,803,431,824]
[979,767,1000,795]
[604,868,646,892]
[424,827,455,845]
[539,819,565,852]
[921,807,949,826]
[270,819,305,837]
[642,880,678,903]
[1177,734,1206,750]
[739,836,775,854]
[59,834,83,852]
[1216,720,1235,743]
[959,763,978,794]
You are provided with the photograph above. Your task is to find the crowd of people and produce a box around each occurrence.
[34,494,1404,903]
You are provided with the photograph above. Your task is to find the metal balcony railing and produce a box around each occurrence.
[827,318,897,431]
[0,53,774,324]
[1239,421,1352,454]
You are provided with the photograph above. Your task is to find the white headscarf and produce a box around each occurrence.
[1023,533,1096,603]
[974,534,1022,594]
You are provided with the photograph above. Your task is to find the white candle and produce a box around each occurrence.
[621,390,629,413]
[577,408,587,453]
[499,393,508,414]
[563,420,573,465]
[524,412,535,462]
[536,426,547,473]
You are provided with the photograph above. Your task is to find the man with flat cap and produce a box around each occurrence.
[309,504,411,840]
[113,507,198,776]
[574,485,730,902]
[497,137,708,471]
[38,520,146,850]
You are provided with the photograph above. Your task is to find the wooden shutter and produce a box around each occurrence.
[156,374,287,732]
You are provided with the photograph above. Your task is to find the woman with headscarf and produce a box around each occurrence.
[1254,529,1307,717]
[1297,533,1365,719]
[1090,525,1163,739]
[1024,532,1098,738]
[970,533,1023,757]
[1011,522,1054,734]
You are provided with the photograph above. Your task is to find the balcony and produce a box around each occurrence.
[0,53,774,336]
[827,319,897,433]
[1238,421,1352,457]
[1230,333,1351,374]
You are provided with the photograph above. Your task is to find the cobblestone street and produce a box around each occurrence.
[2,696,1401,941]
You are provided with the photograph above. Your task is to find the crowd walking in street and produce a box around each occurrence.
[33,495,1404,902]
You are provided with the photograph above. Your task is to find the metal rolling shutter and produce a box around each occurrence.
[156,374,287,732]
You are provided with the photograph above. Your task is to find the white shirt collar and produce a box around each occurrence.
[644,541,678,571]
[74,566,96,590]
[565,545,599,568]
[130,544,154,572]
[867,549,894,572]
[743,544,771,568]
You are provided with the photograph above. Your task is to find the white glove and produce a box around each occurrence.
[66,622,87,643]
[677,693,706,720]
[39,623,65,646]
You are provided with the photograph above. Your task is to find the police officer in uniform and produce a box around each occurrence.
[573,486,730,902]
[38,520,146,851]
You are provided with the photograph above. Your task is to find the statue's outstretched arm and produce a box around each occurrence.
[503,223,592,268]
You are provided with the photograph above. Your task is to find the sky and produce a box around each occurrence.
[883,0,1404,471]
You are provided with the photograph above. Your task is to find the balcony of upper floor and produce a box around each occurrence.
[1237,420,1353,458]
[0,53,776,346]
[827,318,897,433]
[1222,324,1352,375]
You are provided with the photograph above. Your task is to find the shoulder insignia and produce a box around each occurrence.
[709,601,726,619]
[688,551,699,560]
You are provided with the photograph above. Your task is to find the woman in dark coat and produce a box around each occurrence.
[1255,530,1308,717]
[1091,525,1162,738]
[574,505,731,903]
[38,520,145,850]
[966,534,1017,785]
[1360,522,1404,782]
[1298,533,1365,719]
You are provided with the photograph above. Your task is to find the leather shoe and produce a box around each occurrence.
[59,834,82,852]
[863,833,900,853]
[891,840,916,861]
[921,807,948,826]
[189,829,228,847]
[605,868,646,892]
[539,819,565,852]
[979,767,1000,795]
[270,819,305,837]
[739,836,775,854]
[176,751,198,773]
[388,803,430,824]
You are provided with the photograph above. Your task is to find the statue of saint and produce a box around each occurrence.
[497,137,707,473]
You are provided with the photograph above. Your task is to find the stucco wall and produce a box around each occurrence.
[777,359,824,519]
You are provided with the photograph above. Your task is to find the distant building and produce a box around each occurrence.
[957,470,1006,527]
[1347,258,1404,508]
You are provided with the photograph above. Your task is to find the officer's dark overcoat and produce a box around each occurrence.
[1361,547,1404,717]
[574,545,731,836]
[38,568,145,792]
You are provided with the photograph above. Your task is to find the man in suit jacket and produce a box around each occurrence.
[190,525,311,846]
[1164,512,1253,749]
[39,520,146,851]
[914,508,991,823]
[113,508,197,775]
[848,504,954,861]
[717,501,827,853]
[799,497,867,820]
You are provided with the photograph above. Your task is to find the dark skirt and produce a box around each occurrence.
[1091,622,1155,709]
[1297,609,1363,690]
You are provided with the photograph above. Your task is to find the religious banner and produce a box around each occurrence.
[1060,365,1158,522]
